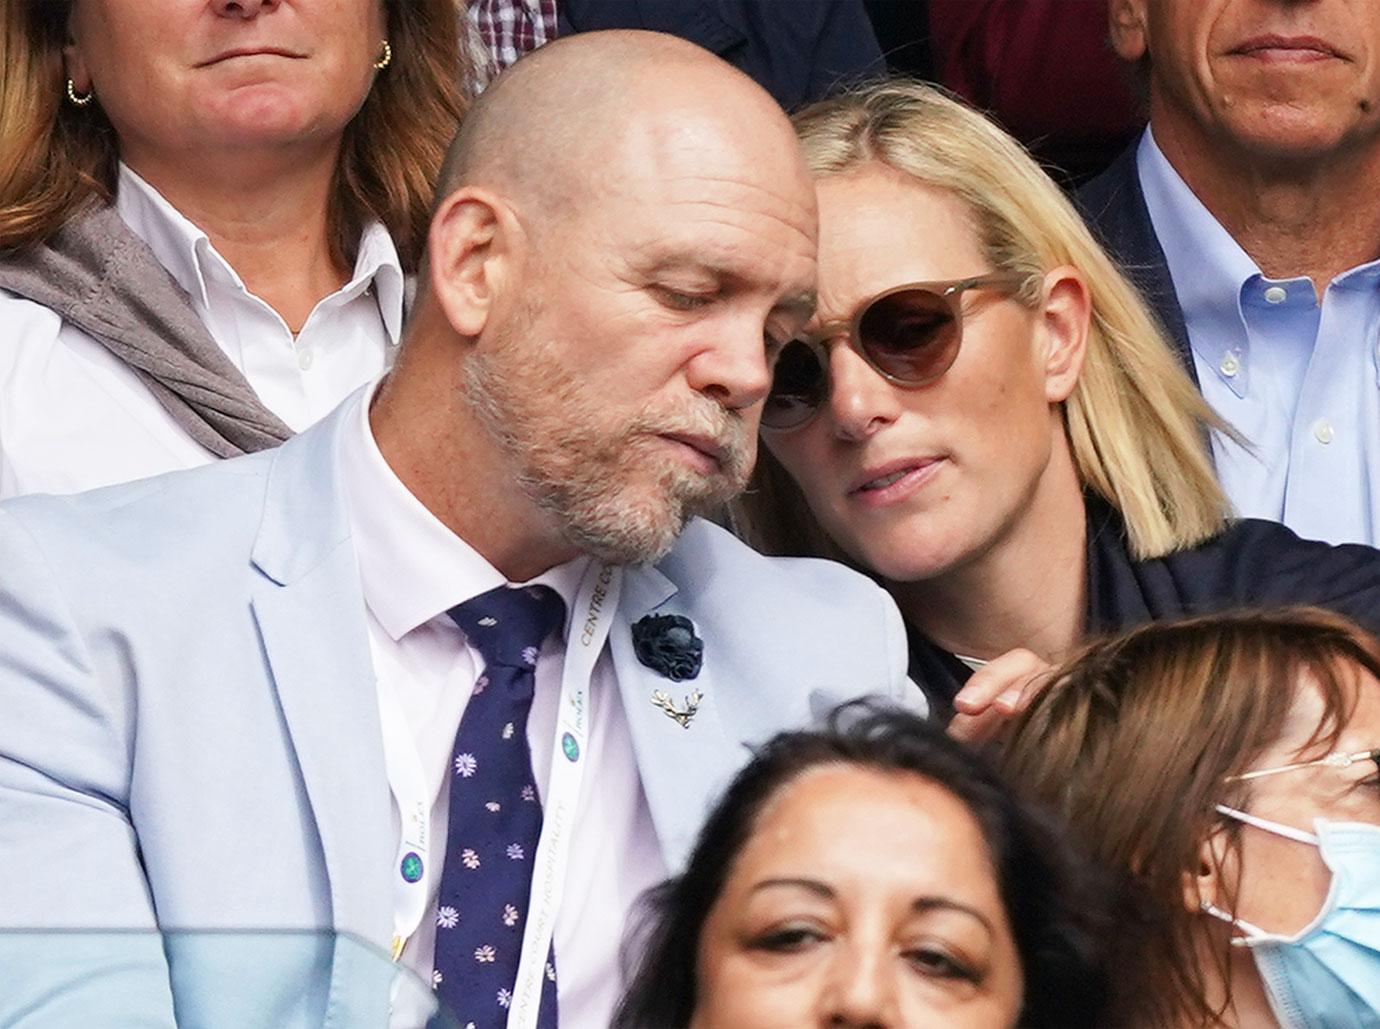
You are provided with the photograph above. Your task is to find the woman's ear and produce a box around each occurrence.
[1037,266,1091,404]
[63,17,92,94]
[1182,825,1234,916]
[426,187,522,340]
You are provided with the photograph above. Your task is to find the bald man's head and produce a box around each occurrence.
[380,30,818,571]
[433,30,803,218]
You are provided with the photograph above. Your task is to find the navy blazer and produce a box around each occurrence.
[557,0,885,111]
[1075,143,1198,385]
[910,497,1380,709]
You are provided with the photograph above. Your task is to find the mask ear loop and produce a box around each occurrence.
[1215,804,1321,847]
[1201,901,1270,944]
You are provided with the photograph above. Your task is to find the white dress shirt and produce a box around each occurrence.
[339,383,666,1028]
[0,163,404,499]
[1138,128,1380,546]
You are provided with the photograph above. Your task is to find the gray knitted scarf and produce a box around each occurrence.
[0,204,293,457]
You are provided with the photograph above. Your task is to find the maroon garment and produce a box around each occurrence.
[927,0,1142,182]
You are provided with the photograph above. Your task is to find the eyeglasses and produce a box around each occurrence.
[1225,748,1380,782]
[760,273,1030,432]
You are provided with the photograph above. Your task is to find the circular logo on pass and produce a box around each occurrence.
[561,732,580,762]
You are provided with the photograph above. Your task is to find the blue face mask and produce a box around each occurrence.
[1205,806,1380,1029]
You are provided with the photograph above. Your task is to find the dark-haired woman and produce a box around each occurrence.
[615,706,1108,1028]
[0,0,467,497]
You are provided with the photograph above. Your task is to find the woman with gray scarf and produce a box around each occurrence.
[0,0,467,497]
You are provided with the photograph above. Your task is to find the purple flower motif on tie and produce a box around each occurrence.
[507,843,524,860]
[521,784,536,802]
[502,904,519,927]
[454,753,477,777]
[521,645,539,666]
[546,962,556,982]
[474,675,488,695]
[461,848,480,869]
[437,906,459,929]
[431,970,443,989]
[485,801,501,812]
[475,945,496,963]
[498,988,513,1009]
[502,722,515,739]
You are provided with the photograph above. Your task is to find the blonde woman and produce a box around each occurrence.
[733,81,1380,730]
[0,0,467,497]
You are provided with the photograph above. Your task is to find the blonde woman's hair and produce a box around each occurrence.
[733,80,1233,562]
[0,0,470,274]
[998,607,1379,1025]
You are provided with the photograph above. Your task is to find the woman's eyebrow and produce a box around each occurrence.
[749,877,834,899]
[912,896,995,937]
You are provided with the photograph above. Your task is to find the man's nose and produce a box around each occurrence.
[683,313,774,410]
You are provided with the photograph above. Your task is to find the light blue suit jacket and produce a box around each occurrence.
[0,399,916,1026]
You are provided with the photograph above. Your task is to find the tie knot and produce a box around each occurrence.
[448,584,566,670]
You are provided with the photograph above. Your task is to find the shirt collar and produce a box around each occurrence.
[115,162,214,310]
[1137,129,1260,395]
[115,161,406,343]
[340,378,588,642]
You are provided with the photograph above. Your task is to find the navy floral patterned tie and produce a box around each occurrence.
[435,584,565,1027]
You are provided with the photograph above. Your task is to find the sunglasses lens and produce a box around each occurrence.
[763,340,826,430]
[858,288,958,383]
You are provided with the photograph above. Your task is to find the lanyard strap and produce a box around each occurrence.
[378,659,436,960]
[507,561,621,1029]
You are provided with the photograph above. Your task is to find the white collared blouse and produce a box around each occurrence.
[0,164,405,499]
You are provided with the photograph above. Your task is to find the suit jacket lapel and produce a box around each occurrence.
[249,405,393,948]
[611,565,742,871]
[1076,143,1197,383]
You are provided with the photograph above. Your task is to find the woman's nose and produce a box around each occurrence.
[820,939,899,1028]
[211,0,278,19]
[826,343,903,444]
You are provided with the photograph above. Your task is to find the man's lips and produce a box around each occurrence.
[658,432,730,473]
[1227,35,1345,60]
[198,47,306,68]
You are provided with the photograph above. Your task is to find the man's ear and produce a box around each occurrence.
[1038,267,1091,404]
[1108,0,1150,63]
[426,187,520,339]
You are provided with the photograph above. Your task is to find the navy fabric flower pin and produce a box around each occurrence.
[631,614,703,682]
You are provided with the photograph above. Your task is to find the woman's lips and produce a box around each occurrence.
[849,457,945,507]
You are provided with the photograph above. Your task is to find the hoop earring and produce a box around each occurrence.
[373,39,392,71]
[66,79,94,107]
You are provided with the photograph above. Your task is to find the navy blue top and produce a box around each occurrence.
[909,497,1380,713]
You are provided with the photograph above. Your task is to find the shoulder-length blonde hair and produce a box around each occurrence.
[0,0,469,273]
[733,80,1232,562]
[998,607,1380,1025]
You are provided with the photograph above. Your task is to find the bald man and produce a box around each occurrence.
[0,31,916,1028]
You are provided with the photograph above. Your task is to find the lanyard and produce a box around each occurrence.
[378,656,436,961]
[507,561,621,1029]
[376,561,623,1022]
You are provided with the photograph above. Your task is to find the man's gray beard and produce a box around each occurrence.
[462,349,748,567]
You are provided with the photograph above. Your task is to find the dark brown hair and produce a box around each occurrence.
[616,703,1111,1028]
[998,607,1380,1026]
[0,0,469,272]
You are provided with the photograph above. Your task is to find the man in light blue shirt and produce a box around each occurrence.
[1078,0,1380,546]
